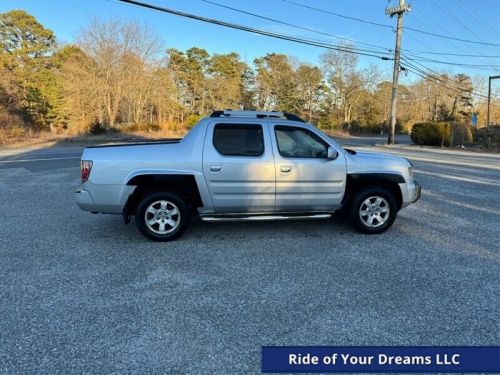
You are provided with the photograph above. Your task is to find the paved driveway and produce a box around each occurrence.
[0,140,498,373]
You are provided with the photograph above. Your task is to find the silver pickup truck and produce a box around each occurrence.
[76,110,421,241]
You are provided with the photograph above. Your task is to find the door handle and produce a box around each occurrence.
[281,165,291,173]
[210,165,222,172]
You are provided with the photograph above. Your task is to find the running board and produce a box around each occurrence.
[200,214,331,222]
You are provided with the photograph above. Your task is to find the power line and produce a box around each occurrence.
[400,14,500,60]
[280,0,393,30]
[434,0,487,44]
[201,0,389,53]
[282,0,500,47]
[112,0,499,104]
[401,55,498,99]
[410,7,494,62]
[403,6,500,73]
[114,0,391,60]
[401,24,492,92]
[402,55,496,90]
[402,55,500,70]
[397,39,500,101]
[402,60,500,103]
[198,0,500,92]
[404,27,500,48]
[202,0,500,68]
[431,0,500,72]
[404,66,474,98]
[404,65,469,96]
[403,51,500,58]
[455,0,500,37]
[407,67,500,108]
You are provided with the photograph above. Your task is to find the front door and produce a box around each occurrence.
[203,121,275,213]
[271,124,346,212]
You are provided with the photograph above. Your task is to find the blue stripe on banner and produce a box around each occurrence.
[261,346,500,373]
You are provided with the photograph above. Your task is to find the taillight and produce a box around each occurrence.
[81,160,93,183]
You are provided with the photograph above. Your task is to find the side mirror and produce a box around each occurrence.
[327,146,338,160]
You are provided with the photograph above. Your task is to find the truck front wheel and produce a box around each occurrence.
[349,186,397,234]
[135,192,189,241]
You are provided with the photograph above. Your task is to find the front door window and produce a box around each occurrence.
[275,125,328,158]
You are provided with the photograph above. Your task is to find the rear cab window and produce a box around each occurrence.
[213,124,264,156]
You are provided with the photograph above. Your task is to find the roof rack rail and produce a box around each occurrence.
[209,110,305,123]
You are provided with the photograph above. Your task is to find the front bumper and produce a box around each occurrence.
[413,180,422,203]
[399,180,422,208]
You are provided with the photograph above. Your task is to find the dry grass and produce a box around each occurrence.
[0,129,58,147]
[323,128,351,138]
[0,123,190,148]
[0,122,357,147]
[2,123,498,154]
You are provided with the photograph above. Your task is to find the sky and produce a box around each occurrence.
[1,0,500,85]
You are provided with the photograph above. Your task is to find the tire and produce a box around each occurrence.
[135,192,189,241]
[348,186,397,234]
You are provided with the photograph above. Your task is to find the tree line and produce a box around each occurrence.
[1,10,498,139]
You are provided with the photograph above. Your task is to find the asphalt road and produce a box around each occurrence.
[0,138,499,373]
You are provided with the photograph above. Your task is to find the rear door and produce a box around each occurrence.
[271,124,346,211]
[202,121,275,213]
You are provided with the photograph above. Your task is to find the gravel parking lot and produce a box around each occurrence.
[0,139,499,373]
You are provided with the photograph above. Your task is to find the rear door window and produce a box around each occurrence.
[213,124,264,156]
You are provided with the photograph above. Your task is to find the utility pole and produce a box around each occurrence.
[487,75,500,128]
[386,0,411,145]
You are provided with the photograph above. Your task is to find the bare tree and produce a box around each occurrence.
[321,44,364,123]
[77,18,163,127]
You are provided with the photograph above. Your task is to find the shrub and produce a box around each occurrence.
[118,123,160,133]
[88,121,107,135]
[411,122,451,146]
[339,120,403,135]
[474,125,500,147]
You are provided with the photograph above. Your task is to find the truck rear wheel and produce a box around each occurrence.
[349,186,397,234]
[135,192,189,241]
